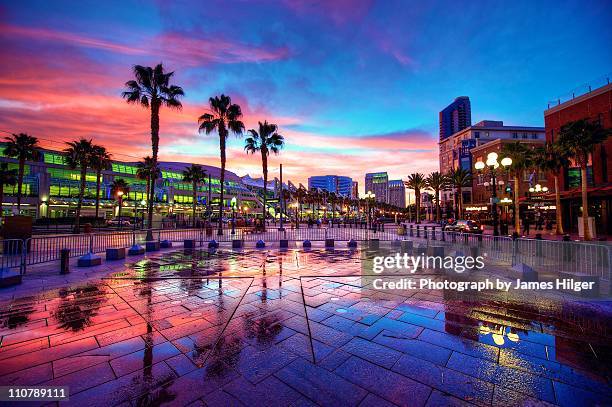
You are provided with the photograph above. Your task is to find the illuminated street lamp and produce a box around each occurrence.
[230,196,237,235]
[365,191,375,229]
[475,152,512,236]
[116,190,124,229]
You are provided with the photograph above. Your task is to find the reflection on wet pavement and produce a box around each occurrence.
[0,248,610,406]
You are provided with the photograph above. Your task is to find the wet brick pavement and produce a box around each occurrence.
[0,247,611,406]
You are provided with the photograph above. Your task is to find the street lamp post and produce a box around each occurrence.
[116,190,124,230]
[475,152,512,236]
[364,191,375,229]
[230,196,237,235]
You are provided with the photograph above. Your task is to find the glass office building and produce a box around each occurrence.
[0,146,259,220]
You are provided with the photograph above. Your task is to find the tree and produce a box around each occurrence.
[3,133,40,213]
[501,142,535,234]
[447,168,472,220]
[182,164,207,227]
[0,163,17,224]
[406,173,426,224]
[198,95,245,234]
[110,178,130,198]
[90,145,112,221]
[425,171,448,222]
[293,187,307,227]
[122,63,184,235]
[64,139,95,233]
[556,119,610,240]
[244,121,284,229]
[328,192,338,222]
[136,156,160,210]
[533,142,570,235]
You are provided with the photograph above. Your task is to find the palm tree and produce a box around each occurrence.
[556,119,610,240]
[64,139,95,233]
[90,145,112,221]
[198,95,245,234]
[110,178,130,198]
[0,163,17,224]
[136,156,160,209]
[328,192,338,222]
[501,142,535,234]
[122,63,184,236]
[533,142,570,235]
[244,121,285,229]
[447,168,472,220]
[406,173,426,224]
[182,164,207,227]
[425,171,448,222]
[3,133,40,213]
[293,187,307,227]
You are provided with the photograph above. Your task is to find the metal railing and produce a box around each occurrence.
[405,226,611,281]
[2,224,609,281]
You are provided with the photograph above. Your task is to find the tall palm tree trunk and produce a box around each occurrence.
[94,170,101,220]
[581,165,591,240]
[74,166,86,233]
[435,189,441,222]
[148,100,160,236]
[218,134,226,235]
[17,159,24,213]
[261,149,268,230]
[192,181,197,227]
[553,175,564,235]
[0,186,4,224]
[415,191,421,224]
[457,187,462,219]
[513,175,520,233]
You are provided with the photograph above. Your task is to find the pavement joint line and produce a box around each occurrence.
[199,276,255,368]
[299,277,317,365]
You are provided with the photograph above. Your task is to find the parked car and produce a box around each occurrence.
[444,220,483,234]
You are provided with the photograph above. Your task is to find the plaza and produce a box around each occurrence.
[0,230,610,406]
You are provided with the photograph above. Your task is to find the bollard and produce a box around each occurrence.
[279,239,289,249]
[256,240,266,248]
[232,239,243,249]
[184,239,196,249]
[208,240,219,249]
[60,248,70,274]
[160,240,172,248]
[146,241,160,252]
[325,239,334,248]
[409,225,414,237]
[424,226,428,239]
[303,240,312,248]
[441,230,445,241]
[416,225,420,238]
[106,247,126,261]
[348,239,357,248]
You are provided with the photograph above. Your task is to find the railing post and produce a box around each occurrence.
[89,234,94,254]
[409,224,414,237]
[431,227,436,240]
[424,226,428,239]
[416,225,420,238]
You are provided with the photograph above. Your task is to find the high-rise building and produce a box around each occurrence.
[439,96,472,140]
[351,181,359,199]
[388,180,406,208]
[365,172,389,203]
[308,175,353,196]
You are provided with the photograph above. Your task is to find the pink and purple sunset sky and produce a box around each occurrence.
[0,0,610,193]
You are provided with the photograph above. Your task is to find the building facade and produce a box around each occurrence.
[308,175,353,197]
[365,172,389,203]
[439,120,545,214]
[469,138,547,217]
[439,96,472,140]
[544,82,612,236]
[0,146,259,222]
[388,179,406,208]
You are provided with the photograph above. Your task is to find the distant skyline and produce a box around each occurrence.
[0,0,611,194]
